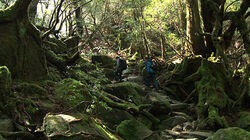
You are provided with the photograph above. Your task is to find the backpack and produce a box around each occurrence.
[119,59,127,70]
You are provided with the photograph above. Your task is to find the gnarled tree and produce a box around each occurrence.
[0,0,47,80]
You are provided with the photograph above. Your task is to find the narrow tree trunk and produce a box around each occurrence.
[74,1,83,36]
[161,34,166,59]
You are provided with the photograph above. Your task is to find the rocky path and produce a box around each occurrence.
[118,67,214,139]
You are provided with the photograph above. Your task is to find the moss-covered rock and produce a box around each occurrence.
[96,107,134,130]
[91,54,115,69]
[73,58,96,72]
[69,69,92,85]
[158,116,188,130]
[116,119,153,140]
[0,66,11,104]
[42,113,119,140]
[145,92,171,119]
[235,111,250,131]
[16,82,47,96]
[55,78,92,107]
[104,82,145,105]
[206,127,250,140]
[102,68,115,81]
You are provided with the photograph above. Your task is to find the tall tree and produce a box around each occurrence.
[0,0,47,80]
[186,0,206,56]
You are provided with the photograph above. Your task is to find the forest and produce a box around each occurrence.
[0,0,249,139]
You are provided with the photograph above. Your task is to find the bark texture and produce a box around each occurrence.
[186,0,206,56]
[0,0,47,80]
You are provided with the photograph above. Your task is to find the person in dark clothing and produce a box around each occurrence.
[145,57,159,89]
[114,56,127,82]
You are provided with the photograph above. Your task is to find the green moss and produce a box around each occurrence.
[55,78,92,106]
[116,119,152,140]
[195,59,232,128]
[91,54,115,69]
[16,82,47,96]
[104,82,144,105]
[43,113,118,140]
[47,67,62,82]
[102,68,115,81]
[73,58,96,72]
[0,66,11,96]
[235,111,250,131]
[206,127,250,140]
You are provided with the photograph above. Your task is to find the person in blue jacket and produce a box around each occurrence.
[145,57,159,90]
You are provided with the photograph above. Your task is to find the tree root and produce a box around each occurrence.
[0,131,34,139]
[100,91,160,124]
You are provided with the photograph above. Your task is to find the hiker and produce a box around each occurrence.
[114,56,127,82]
[145,57,159,90]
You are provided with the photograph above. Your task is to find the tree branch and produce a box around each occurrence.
[42,0,65,39]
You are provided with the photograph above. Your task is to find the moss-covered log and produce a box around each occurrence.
[0,0,47,80]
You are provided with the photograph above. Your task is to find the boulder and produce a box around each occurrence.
[206,127,250,140]
[42,113,118,140]
[116,119,153,140]
[145,92,171,119]
[97,107,134,130]
[104,82,145,105]
[158,116,188,130]
[55,78,92,107]
[91,54,114,69]
[73,58,96,72]
[15,82,47,97]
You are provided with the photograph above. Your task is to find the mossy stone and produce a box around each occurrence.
[91,54,115,69]
[206,127,250,140]
[116,119,153,140]
[104,82,145,105]
[43,113,118,140]
[97,107,134,130]
[16,82,47,96]
[55,78,92,106]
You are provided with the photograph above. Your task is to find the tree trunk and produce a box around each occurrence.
[161,34,166,59]
[186,0,206,56]
[0,0,47,80]
[74,1,83,36]
[28,0,39,23]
